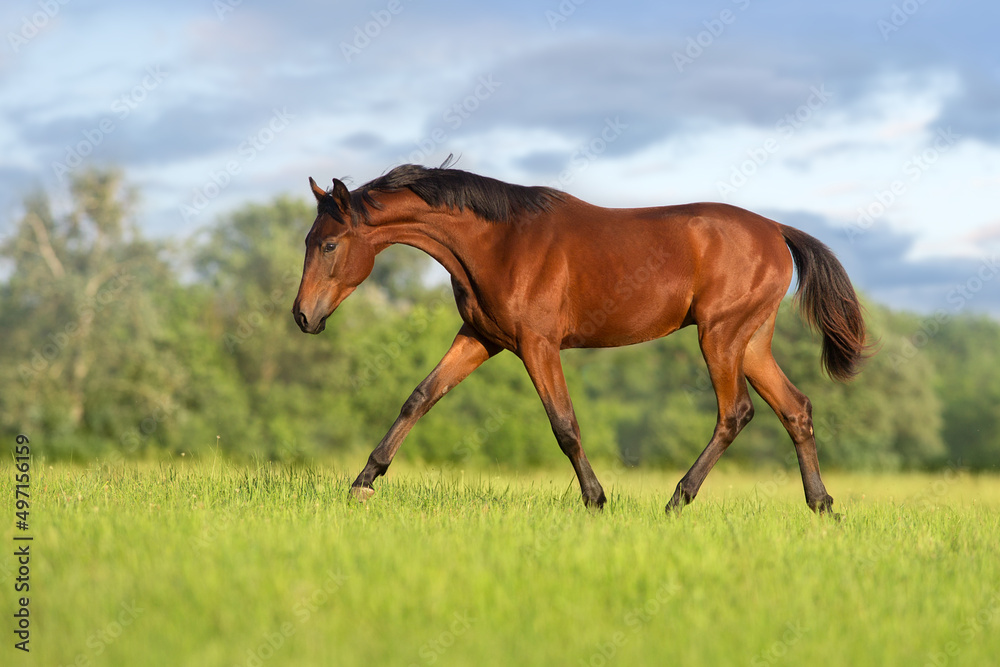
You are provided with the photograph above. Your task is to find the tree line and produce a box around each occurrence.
[2,168,997,471]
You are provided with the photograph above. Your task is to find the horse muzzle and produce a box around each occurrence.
[292,305,329,334]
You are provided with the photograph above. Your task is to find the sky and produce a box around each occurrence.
[1,0,999,315]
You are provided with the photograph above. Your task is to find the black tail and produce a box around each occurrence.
[780,225,871,382]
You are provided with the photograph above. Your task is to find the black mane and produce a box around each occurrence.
[344,163,565,224]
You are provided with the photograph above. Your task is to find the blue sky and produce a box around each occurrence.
[2,0,999,314]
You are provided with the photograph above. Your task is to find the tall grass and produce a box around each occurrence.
[3,460,999,666]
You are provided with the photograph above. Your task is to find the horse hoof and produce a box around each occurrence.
[585,500,605,513]
[351,486,375,502]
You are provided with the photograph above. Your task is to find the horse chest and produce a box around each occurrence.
[450,277,514,348]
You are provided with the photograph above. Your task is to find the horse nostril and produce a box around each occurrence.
[295,310,309,330]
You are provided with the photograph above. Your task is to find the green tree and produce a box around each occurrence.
[0,168,186,457]
[927,315,1000,470]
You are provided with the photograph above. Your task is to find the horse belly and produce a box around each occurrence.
[563,278,693,349]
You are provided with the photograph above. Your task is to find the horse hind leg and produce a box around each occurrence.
[666,324,756,514]
[742,313,836,515]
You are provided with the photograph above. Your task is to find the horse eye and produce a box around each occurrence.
[322,242,337,253]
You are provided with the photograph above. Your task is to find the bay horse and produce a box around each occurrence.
[292,160,869,515]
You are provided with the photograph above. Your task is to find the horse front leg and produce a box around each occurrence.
[350,323,500,500]
[518,336,607,509]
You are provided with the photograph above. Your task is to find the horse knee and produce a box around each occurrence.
[738,397,754,429]
[722,394,754,435]
[400,386,429,420]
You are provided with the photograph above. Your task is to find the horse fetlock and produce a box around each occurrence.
[666,482,696,514]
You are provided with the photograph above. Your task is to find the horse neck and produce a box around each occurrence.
[364,204,493,286]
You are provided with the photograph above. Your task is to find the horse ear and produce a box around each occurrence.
[331,178,351,213]
[309,177,326,202]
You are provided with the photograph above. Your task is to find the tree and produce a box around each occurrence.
[928,315,1000,470]
[0,168,186,457]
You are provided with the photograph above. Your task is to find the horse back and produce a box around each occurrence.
[534,200,794,348]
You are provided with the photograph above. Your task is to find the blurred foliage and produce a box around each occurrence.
[2,169,997,471]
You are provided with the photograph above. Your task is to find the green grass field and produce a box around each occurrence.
[3,459,1000,667]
